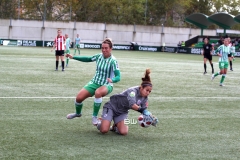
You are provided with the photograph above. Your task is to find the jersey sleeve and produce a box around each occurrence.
[112,59,120,71]
[125,89,137,108]
[90,53,101,62]
[215,45,222,53]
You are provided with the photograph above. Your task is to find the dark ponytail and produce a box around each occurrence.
[141,69,152,88]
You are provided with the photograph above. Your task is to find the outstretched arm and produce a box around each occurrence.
[66,54,93,62]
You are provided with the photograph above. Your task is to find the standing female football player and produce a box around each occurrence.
[65,34,71,67]
[66,38,121,125]
[96,69,158,135]
[211,37,230,86]
[74,34,81,55]
[51,29,65,71]
[229,42,235,71]
[202,37,214,74]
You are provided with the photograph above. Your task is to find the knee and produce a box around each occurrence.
[76,97,82,103]
[118,127,128,136]
[76,94,83,103]
[94,90,102,98]
[100,128,109,134]
[119,130,128,135]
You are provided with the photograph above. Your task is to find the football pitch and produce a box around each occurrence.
[0,46,240,160]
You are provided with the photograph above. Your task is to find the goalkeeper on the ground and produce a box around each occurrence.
[96,69,158,135]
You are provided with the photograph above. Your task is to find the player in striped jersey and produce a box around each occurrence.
[51,29,65,71]
[211,37,230,86]
[66,38,121,125]
[74,34,81,55]
[65,34,71,67]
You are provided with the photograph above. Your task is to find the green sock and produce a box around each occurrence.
[75,102,83,115]
[93,102,101,117]
[74,49,76,54]
[66,58,69,65]
[214,72,220,77]
[220,75,226,84]
[78,50,80,55]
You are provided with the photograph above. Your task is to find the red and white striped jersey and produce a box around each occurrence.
[54,36,65,50]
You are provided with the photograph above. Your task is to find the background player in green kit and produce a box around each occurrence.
[96,69,158,135]
[65,34,71,67]
[211,37,230,86]
[74,34,81,55]
[66,38,121,125]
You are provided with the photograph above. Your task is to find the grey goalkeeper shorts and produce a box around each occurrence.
[101,107,128,124]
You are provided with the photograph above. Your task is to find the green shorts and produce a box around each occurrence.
[219,62,228,69]
[83,81,113,96]
[75,44,80,49]
[65,49,70,54]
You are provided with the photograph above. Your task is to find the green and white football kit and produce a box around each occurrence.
[67,53,121,124]
[74,37,81,55]
[211,45,230,85]
[65,38,71,66]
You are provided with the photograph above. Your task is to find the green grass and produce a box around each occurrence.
[0,46,240,160]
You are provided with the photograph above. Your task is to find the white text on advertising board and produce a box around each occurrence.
[139,46,157,52]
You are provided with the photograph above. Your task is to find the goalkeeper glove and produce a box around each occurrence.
[137,107,149,115]
[151,115,159,127]
[142,109,151,116]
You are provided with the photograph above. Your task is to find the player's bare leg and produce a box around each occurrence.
[99,120,111,134]
[116,120,128,135]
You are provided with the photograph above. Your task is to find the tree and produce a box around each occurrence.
[0,0,18,19]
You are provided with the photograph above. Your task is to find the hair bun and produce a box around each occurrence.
[141,69,151,82]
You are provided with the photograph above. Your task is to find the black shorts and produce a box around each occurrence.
[55,50,64,56]
[204,54,212,61]
[228,54,232,57]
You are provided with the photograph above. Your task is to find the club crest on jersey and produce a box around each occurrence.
[130,91,135,97]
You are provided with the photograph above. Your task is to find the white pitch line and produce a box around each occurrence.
[0,97,240,99]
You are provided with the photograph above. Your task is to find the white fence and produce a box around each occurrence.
[0,19,230,47]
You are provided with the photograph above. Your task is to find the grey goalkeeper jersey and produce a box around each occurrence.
[104,86,148,116]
